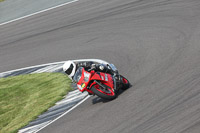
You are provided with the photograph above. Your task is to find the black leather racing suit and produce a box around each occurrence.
[75,61,113,74]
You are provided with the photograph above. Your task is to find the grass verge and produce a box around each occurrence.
[0,73,73,133]
[0,0,5,2]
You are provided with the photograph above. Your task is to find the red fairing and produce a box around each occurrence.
[90,71,114,89]
[76,68,91,92]
[76,68,114,93]
[74,64,130,100]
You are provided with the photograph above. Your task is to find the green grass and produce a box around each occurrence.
[0,0,5,2]
[0,73,73,133]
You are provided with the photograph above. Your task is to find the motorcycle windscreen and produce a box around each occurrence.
[73,67,83,83]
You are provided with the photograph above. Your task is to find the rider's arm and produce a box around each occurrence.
[77,61,95,70]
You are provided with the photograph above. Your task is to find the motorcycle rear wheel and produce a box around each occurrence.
[91,84,117,100]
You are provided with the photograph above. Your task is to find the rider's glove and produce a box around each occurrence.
[91,64,96,69]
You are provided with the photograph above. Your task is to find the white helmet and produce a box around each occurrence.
[63,60,76,78]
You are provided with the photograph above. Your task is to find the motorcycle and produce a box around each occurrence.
[73,64,130,100]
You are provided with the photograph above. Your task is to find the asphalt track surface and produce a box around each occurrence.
[1,0,200,133]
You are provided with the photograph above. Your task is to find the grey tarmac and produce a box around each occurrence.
[1,0,200,133]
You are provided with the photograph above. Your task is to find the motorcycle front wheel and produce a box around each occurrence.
[91,84,117,100]
[120,75,130,90]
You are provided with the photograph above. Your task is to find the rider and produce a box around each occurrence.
[62,60,128,92]
[62,60,113,80]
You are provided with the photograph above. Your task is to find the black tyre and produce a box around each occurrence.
[120,75,130,90]
[91,83,117,100]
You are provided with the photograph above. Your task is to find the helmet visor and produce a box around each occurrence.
[65,64,74,75]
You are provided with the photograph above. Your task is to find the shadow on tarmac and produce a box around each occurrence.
[92,84,132,104]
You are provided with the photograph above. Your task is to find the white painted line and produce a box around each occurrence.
[56,92,87,105]
[31,65,60,73]
[34,95,91,133]
[31,65,55,73]
[42,65,62,72]
[0,0,79,26]
[0,73,8,78]
[0,61,65,76]
[67,89,80,95]
[18,121,51,133]
[65,90,82,99]
[0,59,109,76]
[47,65,63,72]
